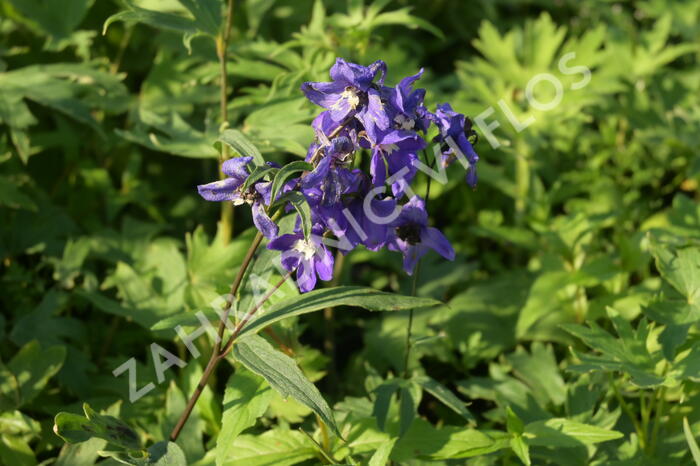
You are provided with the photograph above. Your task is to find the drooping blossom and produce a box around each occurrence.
[431,103,479,187]
[387,196,455,275]
[197,157,278,239]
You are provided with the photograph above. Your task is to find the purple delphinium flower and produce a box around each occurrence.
[302,136,359,207]
[387,196,455,275]
[302,58,389,130]
[336,194,397,252]
[197,157,279,239]
[382,69,430,134]
[267,226,334,292]
[431,103,479,187]
[364,123,426,196]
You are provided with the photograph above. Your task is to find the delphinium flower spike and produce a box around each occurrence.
[197,58,480,292]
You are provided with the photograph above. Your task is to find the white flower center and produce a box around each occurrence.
[394,114,415,131]
[381,143,400,154]
[293,239,316,260]
[341,87,360,109]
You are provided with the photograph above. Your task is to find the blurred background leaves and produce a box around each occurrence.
[1,0,700,464]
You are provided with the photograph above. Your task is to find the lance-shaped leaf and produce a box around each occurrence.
[270,161,313,203]
[219,129,265,166]
[233,335,340,437]
[524,418,623,447]
[413,376,474,422]
[242,165,278,191]
[274,191,312,240]
[238,286,442,338]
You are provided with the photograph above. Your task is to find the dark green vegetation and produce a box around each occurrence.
[2,0,700,464]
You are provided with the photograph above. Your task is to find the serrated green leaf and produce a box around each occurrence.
[216,368,273,465]
[233,335,340,437]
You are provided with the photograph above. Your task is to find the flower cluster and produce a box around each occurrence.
[198,58,479,292]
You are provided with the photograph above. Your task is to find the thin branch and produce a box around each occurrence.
[169,228,263,442]
[402,151,434,378]
[219,271,293,357]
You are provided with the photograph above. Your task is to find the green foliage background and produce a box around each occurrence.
[1,0,700,464]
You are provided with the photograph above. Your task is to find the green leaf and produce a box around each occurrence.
[651,242,700,302]
[524,418,623,447]
[222,428,315,465]
[275,191,312,240]
[506,406,524,435]
[216,368,273,465]
[146,441,187,466]
[368,438,397,466]
[0,434,35,466]
[391,419,504,461]
[53,403,141,451]
[561,311,663,387]
[398,385,416,437]
[116,111,219,159]
[238,286,441,338]
[0,411,40,436]
[242,165,278,191]
[103,3,197,36]
[270,161,312,204]
[372,381,398,432]
[245,0,277,35]
[413,376,474,422]
[233,335,340,437]
[370,8,444,40]
[177,0,222,36]
[0,177,36,211]
[4,0,93,40]
[683,417,700,466]
[510,435,530,466]
[219,129,265,166]
[0,340,66,409]
[505,343,567,407]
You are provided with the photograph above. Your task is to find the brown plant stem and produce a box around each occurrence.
[169,261,291,442]
[170,230,262,442]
